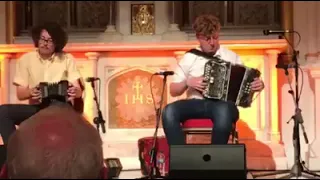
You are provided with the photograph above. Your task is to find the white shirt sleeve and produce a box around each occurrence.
[235,54,244,65]
[172,53,195,83]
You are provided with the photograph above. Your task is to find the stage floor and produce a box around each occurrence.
[118,170,320,179]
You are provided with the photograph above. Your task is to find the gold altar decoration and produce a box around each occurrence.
[131,4,155,35]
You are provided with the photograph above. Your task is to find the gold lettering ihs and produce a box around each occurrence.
[124,81,154,105]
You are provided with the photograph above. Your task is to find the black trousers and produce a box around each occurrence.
[0,104,42,145]
[0,104,42,168]
[0,101,75,168]
[0,99,77,145]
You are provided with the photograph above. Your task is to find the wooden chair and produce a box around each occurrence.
[181,118,239,144]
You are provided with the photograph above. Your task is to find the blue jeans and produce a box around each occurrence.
[161,99,239,145]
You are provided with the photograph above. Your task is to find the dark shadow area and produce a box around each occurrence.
[0,145,5,170]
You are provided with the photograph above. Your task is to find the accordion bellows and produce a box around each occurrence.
[39,80,69,103]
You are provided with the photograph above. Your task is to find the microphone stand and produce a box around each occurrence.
[145,74,168,179]
[252,50,320,179]
[90,80,106,134]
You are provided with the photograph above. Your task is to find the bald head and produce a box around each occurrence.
[7,104,104,179]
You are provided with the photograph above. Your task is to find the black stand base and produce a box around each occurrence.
[137,175,166,179]
[252,161,320,179]
[252,34,320,179]
[147,143,163,179]
[93,114,106,133]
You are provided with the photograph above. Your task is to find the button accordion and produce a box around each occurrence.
[187,49,261,108]
[39,80,69,105]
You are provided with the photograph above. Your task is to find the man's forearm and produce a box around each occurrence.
[71,79,84,98]
[170,81,188,97]
[16,87,31,101]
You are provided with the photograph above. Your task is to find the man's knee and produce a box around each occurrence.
[161,102,178,127]
[212,101,239,130]
[0,104,11,118]
[217,101,239,120]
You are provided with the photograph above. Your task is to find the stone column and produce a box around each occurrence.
[5,1,15,44]
[281,1,293,58]
[84,52,101,125]
[305,1,319,63]
[162,1,188,41]
[305,65,320,170]
[169,51,187,102]
[181,1,192,32]
[0,54,11,104]
[294,1,320,64]
[100,1,122,42]
[0,54,11,145]
[85,52,100,76]
[264,49,281,142]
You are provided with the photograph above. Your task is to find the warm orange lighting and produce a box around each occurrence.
[0,39,287,143]
[0,54,6,60]
[237,55,265,133]
[0,39,287,53]
[0,54,10,106]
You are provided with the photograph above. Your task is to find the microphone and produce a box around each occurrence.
[275,63,297,69]
[85,77,100,82]
[263,29,294,35]
[154,71,174,76]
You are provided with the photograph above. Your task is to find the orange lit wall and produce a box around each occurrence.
[0,39,288,169]
[0,39,286,141]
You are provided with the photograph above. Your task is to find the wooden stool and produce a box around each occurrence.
[181,118,238,144]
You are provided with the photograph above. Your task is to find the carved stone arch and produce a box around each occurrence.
[105,67,167,129]
[106,66,160,84]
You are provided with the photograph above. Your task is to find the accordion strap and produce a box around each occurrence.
[187,49,210,58]
[186,48,222,61]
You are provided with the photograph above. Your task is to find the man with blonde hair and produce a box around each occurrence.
[6,104,104,179]
[161,14,265,145]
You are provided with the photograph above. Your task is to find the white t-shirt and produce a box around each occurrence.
[172,46,243,99]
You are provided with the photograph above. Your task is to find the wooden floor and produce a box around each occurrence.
[118,170,320,179]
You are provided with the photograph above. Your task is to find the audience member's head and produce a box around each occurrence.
[6,103,104,179]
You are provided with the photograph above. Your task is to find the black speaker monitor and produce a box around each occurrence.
[168,144,247,179]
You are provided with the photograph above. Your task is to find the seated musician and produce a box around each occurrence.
[161,14,265,145]
[0,22,84,148]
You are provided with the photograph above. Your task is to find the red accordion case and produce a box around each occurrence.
[138,136,169,177]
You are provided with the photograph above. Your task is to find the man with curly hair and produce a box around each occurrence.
[0,22,85,159]
[161,14,265,145]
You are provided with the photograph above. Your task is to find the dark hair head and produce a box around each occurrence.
[30,22,68,53]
